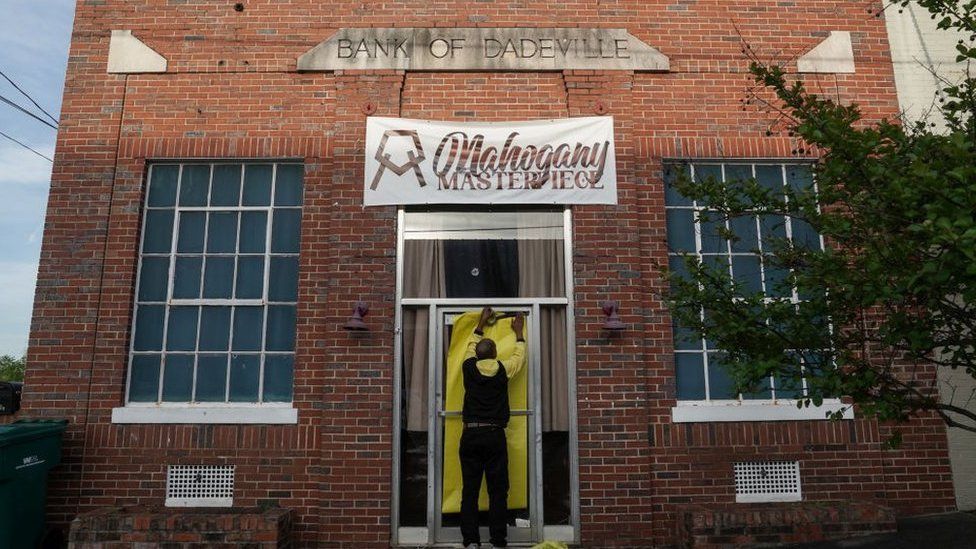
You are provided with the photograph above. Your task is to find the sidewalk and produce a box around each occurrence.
[782,512,976,549]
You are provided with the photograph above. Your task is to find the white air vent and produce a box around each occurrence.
[166,465,235,507]
[734,461,801,503]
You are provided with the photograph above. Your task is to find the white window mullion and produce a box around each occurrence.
[156,165,185,403]
[225,307,235,403]
[749,163,776,401]
[689,163,712,402]
[719,164,743,403]
[259,164,278,403]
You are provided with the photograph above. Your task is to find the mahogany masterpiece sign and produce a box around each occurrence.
[298,28,669,71]
[363,117,617,206]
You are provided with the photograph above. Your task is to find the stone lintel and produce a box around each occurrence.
[298,28,669,72]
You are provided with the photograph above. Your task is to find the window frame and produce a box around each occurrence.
[664,159,851,423]
[114,160,303,424]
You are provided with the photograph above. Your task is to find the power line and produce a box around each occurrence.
[0,129,53,162]
[0,69,59,126]
[0,94,57,130]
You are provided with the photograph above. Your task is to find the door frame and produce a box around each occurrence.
[432,305,539,544]
[391,208,581,547]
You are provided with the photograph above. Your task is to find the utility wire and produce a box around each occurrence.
[0,94,58,130]
[0,69,59,126]
[0,129,53,162]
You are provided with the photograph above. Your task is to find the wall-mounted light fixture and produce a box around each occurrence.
[343,302,369,331]
[601,300,626,331]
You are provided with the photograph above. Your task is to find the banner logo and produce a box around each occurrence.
[369,129,427,190]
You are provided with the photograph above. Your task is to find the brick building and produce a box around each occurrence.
[15,1,957,547]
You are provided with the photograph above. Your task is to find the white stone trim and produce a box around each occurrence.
[111,404,298,424]
[797,31,855,74]
[543,525,576,542]
[736,492,803,503]
[108,30,167,74]
[298,28,669,72]
[165,496,234,507]
[671,400,853,423]
[396,527,428,546]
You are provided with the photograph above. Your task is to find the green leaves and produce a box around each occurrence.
[0,355,25,382]
[666,2,976,436]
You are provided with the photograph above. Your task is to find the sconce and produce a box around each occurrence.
[601,300,626,331]
[343,301,369,331]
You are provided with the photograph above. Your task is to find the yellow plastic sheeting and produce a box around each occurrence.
[441,311,528,513]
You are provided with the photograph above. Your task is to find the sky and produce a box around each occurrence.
[0,1,75,356]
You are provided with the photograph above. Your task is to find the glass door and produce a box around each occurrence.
[394,209,578,546]
[433,306,540,545]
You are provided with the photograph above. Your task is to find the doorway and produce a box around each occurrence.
[434,306,535,544]
[394,209,578,546]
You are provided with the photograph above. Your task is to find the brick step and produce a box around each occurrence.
[68,506,294,548]
[676,501,896,548]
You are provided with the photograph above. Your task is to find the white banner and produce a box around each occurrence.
[363,116,617,205]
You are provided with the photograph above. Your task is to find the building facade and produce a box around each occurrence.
[16,1,959,547]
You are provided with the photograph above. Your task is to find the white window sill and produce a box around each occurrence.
[671,400,852,423]
[111,404,298,424]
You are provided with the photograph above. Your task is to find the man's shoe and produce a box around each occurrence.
[464,544,479,549]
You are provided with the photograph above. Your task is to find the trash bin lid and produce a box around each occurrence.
[0,420,67,448]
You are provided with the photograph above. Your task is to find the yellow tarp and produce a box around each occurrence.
[441,311,528,513]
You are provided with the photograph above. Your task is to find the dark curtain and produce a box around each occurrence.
[444,240,520,298]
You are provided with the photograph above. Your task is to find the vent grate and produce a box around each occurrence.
[734,461,801,503]
[166,465,234,507]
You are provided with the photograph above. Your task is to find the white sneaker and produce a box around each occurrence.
[464,544,479,549]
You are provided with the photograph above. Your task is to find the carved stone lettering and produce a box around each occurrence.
[298,28,669,71]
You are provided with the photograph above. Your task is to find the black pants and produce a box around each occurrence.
[459,426,509,547]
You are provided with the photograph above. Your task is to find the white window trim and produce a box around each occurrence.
[111,403,298,424]
[671,399,853,423]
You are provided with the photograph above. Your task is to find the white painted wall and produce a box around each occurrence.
[886,4,976,511]
[940,367,976,511]
[885,3,967,129]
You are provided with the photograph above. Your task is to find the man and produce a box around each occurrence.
[460,306,526,549]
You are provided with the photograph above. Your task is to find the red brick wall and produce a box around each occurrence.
[24,1,955,547]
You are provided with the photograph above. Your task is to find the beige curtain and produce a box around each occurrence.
[402,240,445,431]
[518,240,570,431]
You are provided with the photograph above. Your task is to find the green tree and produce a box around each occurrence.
[0,354,25,382]
[667,0,976,435]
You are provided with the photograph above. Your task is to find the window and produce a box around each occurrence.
[125,162,302,410]
[665,161,850,422]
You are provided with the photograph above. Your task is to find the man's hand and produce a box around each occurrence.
[512,313,524,340]
[477,306,494,331]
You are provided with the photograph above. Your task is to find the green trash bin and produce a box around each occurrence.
[0,420,67,549]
